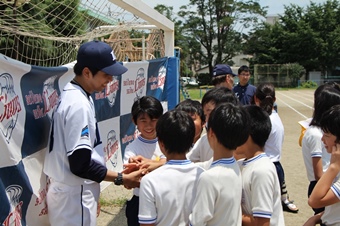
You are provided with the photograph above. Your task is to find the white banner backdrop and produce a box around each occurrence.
[0,54,179,226]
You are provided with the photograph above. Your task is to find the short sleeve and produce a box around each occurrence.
[64,101,92,156]
[250,169,276,218]
[138,176,157,224]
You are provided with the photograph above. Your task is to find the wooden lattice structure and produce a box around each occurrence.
[105,29,165,62]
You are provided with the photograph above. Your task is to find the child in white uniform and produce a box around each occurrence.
[306,104,340,225]
[254,83,299,213]
[236,105,285,226]
[189,103,250,225]
[123,96,165,226]
[138,110,205,226]
[302,85,340,215]
[186,87,239,166]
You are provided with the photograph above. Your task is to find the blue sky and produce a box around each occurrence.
[144,0,327,15]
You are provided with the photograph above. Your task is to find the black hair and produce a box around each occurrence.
[238,65,250,75]
[156,109,195,154]
[310,87,340,127]
[212,74,227,86]
[244,105,271,147]
[201,87,238,108]
[131,96,163,123]
[207,103,250,150]
[73,62,100,76]
[175,99,205,123]
[320,104,340,143]
[255,83,275,115]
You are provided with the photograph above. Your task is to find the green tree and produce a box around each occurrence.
[278,63,305,87]
[0,0,86,66]
[154,4,200,78]
[245,0,340,77]
[178,0,266,75]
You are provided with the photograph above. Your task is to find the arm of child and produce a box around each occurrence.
[302,212,323,226]
[242,215,270,226]
[139,158,166,172]
[309,144,340,208]
[312,157,323,180]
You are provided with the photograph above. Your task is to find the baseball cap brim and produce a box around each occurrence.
[101,62,128,76]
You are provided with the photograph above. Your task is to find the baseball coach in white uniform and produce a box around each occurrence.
[44,40,142,226]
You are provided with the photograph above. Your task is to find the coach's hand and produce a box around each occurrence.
[123,168,144,189]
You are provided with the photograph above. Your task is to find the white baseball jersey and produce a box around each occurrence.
[186,133,213,162]
[138,160,204,226]
[189,157,242,226]
[302,126,330,181]
[44,82,105,185]
[322,174,340,225]
[238,153,285,226]
[264,111,284,162]
[123,135,165,196]
[44,82,104,226]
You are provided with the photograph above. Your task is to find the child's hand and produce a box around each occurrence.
[129,155,148,164]
[330,144,340,172]
[122,163,140,174]
[139,159,165,173]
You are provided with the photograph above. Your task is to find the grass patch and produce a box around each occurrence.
[180,87,213,101]
[99,197,128,207]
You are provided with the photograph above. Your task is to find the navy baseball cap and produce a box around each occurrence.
[77,40,128,76]
[213,64,237,77]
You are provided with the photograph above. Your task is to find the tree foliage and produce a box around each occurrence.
[245,0,340,77]
[178,0,266,75]
[278,63,305,87]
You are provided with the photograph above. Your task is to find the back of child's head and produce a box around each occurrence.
[156,109,195,154]
[255,83,275,115]
[244,105,272,147]
[314,82,340,100]
[131,96,163,123]
[207,103,249,150]
[175,99,205,123]
[201,87,239,107]
[320,104,340,143]
[310,87,340,127]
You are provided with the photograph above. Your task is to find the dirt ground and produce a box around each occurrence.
[97,89,316,226]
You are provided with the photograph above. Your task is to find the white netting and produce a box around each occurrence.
[0,0,165,66]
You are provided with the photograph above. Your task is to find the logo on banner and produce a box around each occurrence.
[149,66,166,91]
[135,68,145,98]
[104,130,119,166]
[24,75,59,120]
[0,73,22,144]
[3,185,23,226]
[105,76,119,107]
[42,76,59,120]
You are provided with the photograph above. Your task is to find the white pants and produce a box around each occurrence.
[47,180,100,226]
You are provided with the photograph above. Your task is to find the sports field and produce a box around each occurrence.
[97,88,316,226]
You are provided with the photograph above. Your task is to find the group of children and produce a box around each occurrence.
[301,82,340,226]
[121,81,340,226]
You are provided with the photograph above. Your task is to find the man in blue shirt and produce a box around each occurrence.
[233,65,256,105]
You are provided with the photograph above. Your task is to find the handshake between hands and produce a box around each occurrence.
[120,155,165,189]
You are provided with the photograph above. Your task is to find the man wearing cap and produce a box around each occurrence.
[212,64,237,90]
[233,65,256,105]
[44,40,143,226]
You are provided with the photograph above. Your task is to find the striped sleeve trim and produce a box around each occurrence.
[253,211,272,219]
[311,153,322,157]
[138,217,157,224]
[331,185,340,200]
